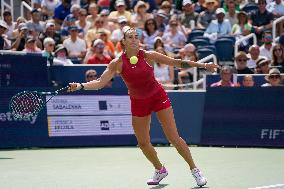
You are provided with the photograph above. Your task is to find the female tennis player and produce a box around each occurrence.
[69,27,218,187]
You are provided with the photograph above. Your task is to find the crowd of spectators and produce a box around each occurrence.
[0,0,284,88]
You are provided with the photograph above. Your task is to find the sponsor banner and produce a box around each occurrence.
[46,95,131,115]
[201,88,284,147]
[48,115,133,137]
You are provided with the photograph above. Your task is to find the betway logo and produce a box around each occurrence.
[0,112,37,124]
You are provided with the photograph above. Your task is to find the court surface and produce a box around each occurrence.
[0,146,283,189]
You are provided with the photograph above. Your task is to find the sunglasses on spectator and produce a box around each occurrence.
[170,23,178,27]
[269,75,280,79]
[80,14,87,16]
[96,21,104,24]
[274,48,282,52]
[237,59,247,62]
[87,74,97,78]
[95,44,105,49]
[48,43,55,47]
[147,22,155,25]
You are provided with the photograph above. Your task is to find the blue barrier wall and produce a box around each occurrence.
[201,87,284,147]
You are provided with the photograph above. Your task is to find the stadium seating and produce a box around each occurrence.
[215,38,234,61]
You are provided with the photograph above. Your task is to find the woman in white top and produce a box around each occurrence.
[143,19,161,50]
[154,47,174,89]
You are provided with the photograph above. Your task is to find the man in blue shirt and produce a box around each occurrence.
[54,0,71,25]
[204,8,231,43]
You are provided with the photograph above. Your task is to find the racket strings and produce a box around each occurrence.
[10,92,45,118]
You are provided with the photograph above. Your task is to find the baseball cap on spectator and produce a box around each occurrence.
[100,9,110,16]
[216,8,225,15]
[93,39,105,48]
[184,43,196,52]
[65,14,76,22]
[118,16,127,23]
[183,0,192,6]
[3,9,11,16]
[154,36,163,43]
[31,8,41,14]
[68,25,78,31]
[237,11,248,19]
[26,36,36,43]
[265,68,282,81]
[18,23,28,31]
[46,22,55,28]
[156,9,168,19]
[116,0,125,7]
[0,20,8,30]
[256,57,270,68]
[235,51,249,60]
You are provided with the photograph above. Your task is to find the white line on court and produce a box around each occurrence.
[248,184,284,189]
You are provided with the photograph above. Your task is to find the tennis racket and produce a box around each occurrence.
[9,86,70,119]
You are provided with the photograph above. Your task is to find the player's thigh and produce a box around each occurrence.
[156,107,180,141]
[132,115,151,144]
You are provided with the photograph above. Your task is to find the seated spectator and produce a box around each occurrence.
[63,26,87,59]
[70,4,81,20]
[110,16,129,46]
[2,9,16,41]
[154,9,168,33]
[153,36,165,50]
[109,0,132,23]
[249,0,274,42]
[61,14,84,40]
[53,0,71,26]
[210,66,236,87]
[180,0,199,36]
[194,0,206,14]
[225,0,238,26]
[76,8,92,36]
[197,0,217,29]
[231,11,252,50]
[143,18,160,50]
[0,20,11,50]
[262,68,283,87]
[11,23,28,51]
[100,9,116,32]
[162,18,187,52]
[53,44,73,65]
[154,46,174,89]
[41,0,60,20]
[259,31,273,60]
[131,1,153,29]
[235,51,254,74]
[85,16,108,48]
[11,17,27,40]
[26,8,45,33]
[86,3,98,26]
[247,45,264,69]
[242,75,255,87]
[178,43,198,84]
[85,69,98,82]
[204,8,231,43]
[271,44,284,73]
[39,22,61,46]
[86,39,112,64]
[42,37,55,65]
[22,36,41,53]
[97,28,115,58]
[255,57,270,74]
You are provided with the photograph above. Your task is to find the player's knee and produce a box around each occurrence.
[169,136,182,146]
[137,141,151,149]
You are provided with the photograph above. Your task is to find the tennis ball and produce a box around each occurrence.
[130,56,138,64]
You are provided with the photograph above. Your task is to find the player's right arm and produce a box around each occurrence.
[69,58,119,91]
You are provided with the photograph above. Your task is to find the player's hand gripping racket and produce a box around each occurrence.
[9,86,70,119]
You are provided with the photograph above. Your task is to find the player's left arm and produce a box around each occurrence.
[145,50,219,72]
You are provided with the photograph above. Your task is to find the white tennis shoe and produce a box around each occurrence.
[191,168,207,187]
[147,166,168,185]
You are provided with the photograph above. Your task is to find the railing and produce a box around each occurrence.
[1,0,14,20]
[163,54,218,90]
[272,16,284,42]
[234,33,257,57]
[21,1,32,20]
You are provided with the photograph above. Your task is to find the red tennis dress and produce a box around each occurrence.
[120,50,171,117]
